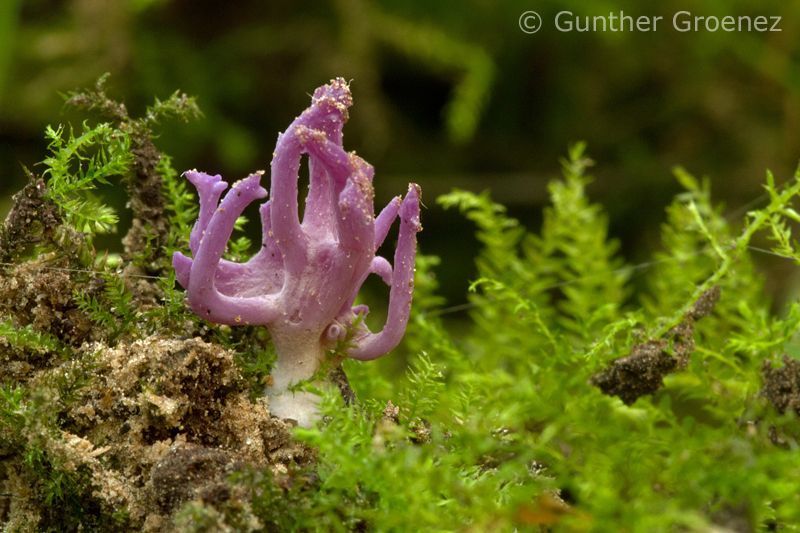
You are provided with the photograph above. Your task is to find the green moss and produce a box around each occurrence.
[279,148,800,531]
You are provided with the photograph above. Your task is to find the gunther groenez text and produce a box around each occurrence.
[553,11,782,33]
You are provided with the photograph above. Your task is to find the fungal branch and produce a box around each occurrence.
[173,78,422,426]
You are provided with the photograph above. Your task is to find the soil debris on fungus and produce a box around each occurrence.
[591,286,720,404]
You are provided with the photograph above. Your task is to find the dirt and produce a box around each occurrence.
[687,285,721,321]
[1,333,314,531]
[78,336,311,525]
[762,355,800,416]
[0,259,98,387]
[591,286,720,405]
[329,365,357,406]
[0,260,96,348]
[591,338,685,405]
[0,176,65,263]
[150,444,241,513]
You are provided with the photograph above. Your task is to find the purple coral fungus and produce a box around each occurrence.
[173,78,421,426]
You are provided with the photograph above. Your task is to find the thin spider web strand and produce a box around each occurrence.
[0,190,791,315]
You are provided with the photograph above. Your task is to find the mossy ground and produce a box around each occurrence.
[0,81,314,532]
[2,81,800,531]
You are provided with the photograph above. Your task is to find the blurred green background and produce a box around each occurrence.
[2,0,800,306]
